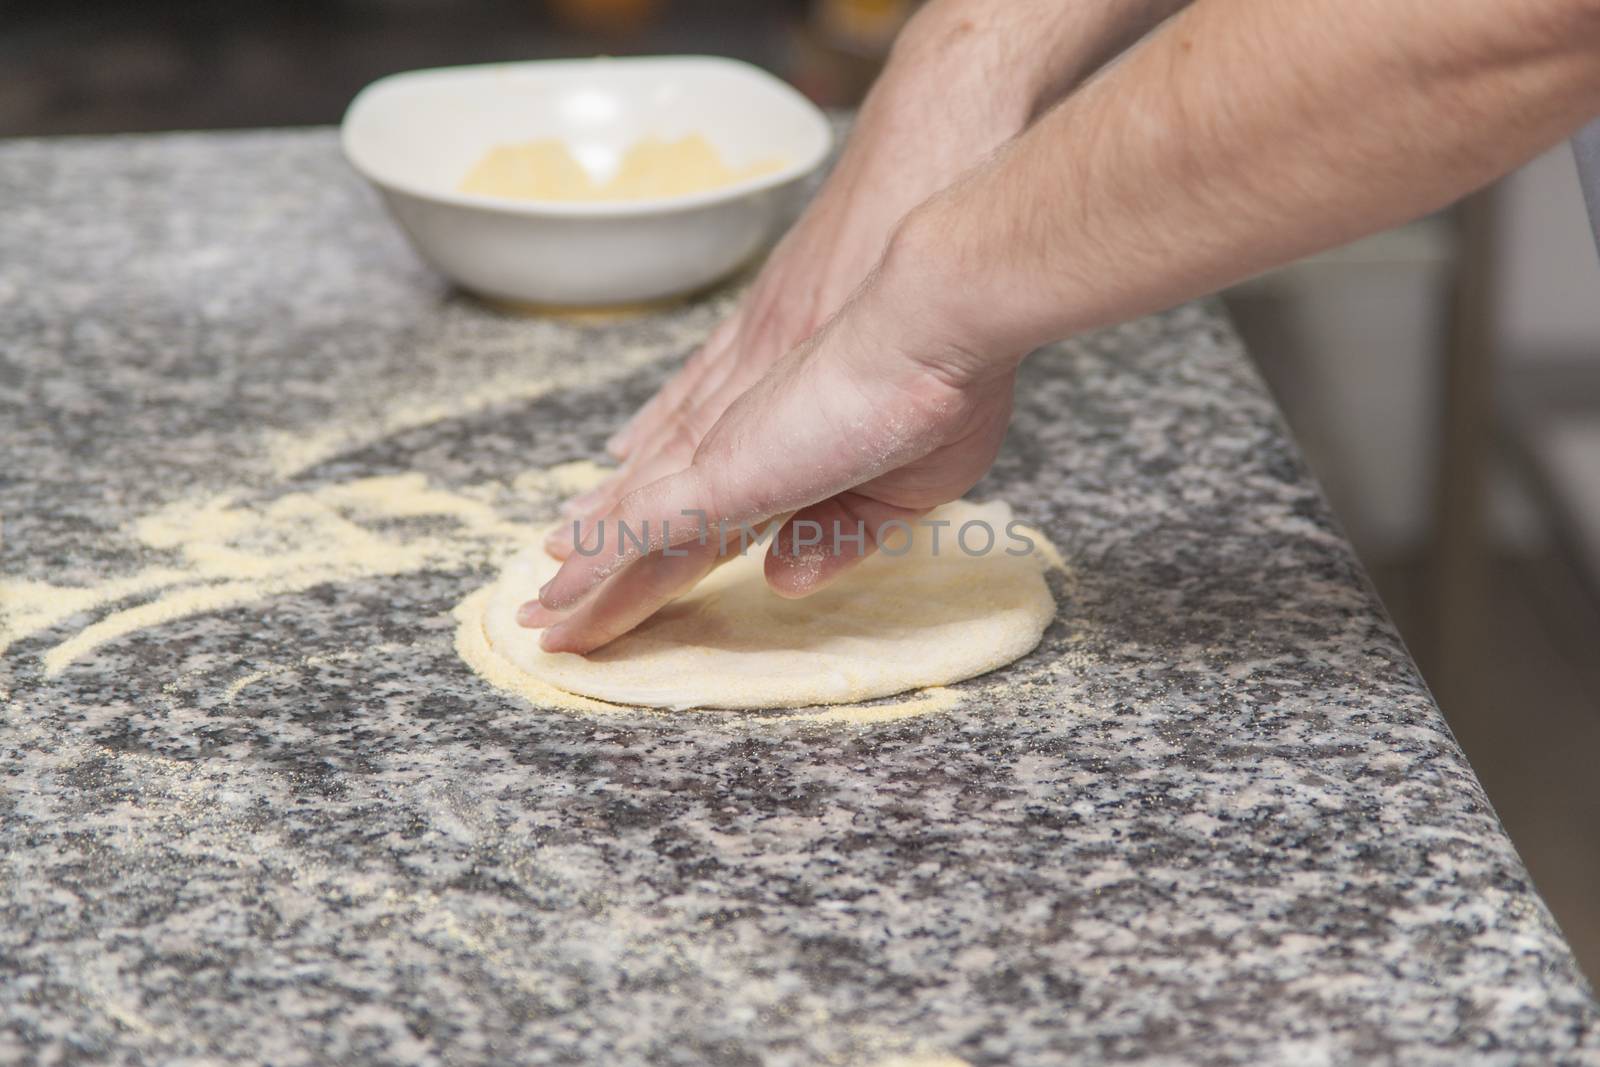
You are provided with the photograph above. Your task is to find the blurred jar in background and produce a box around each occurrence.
[790,0,917,105]
[815,0,914,52]
[545,0,665,36]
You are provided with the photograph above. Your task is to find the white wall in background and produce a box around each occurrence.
[1231,145,1600,564]
[1230,223,1454,558]
[1490,146,1600,559]
[1494,145,1600,361]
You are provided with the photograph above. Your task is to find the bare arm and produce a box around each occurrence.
[531,0,1600,652]
[554,0,1186,554]
[889,0,1600,364]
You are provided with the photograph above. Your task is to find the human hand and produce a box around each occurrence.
[520,265,1023,654]
[545,4,1042,562]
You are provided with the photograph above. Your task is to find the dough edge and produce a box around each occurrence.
[469,499,1061,712]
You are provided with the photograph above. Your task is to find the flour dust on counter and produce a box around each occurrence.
[1,450,1074,725]
[7,128,1597,1066]
[0,461,606,681]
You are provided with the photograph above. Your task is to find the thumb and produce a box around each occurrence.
[764,493,927,598]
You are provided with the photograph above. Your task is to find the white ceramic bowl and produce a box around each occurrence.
[341,56,832,307]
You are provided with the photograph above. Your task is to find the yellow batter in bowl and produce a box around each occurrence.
[460,134,784,202]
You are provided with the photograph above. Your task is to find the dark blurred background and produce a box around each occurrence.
[5,0,1598,984]
[0,0,903,136]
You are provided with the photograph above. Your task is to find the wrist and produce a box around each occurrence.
[891,0,1192,124]
[886,0,1100,122]
[877,3,1041,138]
[864,194,1032,388]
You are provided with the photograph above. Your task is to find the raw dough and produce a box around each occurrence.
[478,500,1059,710]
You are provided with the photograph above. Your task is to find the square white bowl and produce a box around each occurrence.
[342,56,832,307]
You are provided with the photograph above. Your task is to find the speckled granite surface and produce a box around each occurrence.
[2,128,1597,1067]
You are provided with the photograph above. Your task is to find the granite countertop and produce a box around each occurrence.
[2,128,1596,1066]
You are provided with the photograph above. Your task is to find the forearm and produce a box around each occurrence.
[840,0,1190,195]
[884,0,1600,365]
[889,0,1191,126]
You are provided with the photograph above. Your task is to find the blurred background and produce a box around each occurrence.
[6,0,1597,981]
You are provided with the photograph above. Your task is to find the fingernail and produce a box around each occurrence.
[539,625,571,652]
[604,428,631,458]
[537,579,554,602]
[544,524,574,555]
[517,601,560,628]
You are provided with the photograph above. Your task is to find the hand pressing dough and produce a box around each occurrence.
[478,500,1060,710]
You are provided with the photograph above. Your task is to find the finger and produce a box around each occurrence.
[604,364,696,462]
[529,512,782,639]
[541,338,929,613]
[557,460,648,528]
[539,536,725,654]
[544,433,697,559]
[605,307,792,473]
[764,493,928,598]
[537,463,726,610]
[558,496,588,519]
[680,309,792,416]
[516,599,565,629]
[536,436,831,612]
[606,312,741,459]
[543,520,580,562]
[593,341,771,515]
[546,493,618,561]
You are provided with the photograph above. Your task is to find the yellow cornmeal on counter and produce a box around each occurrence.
[459,134,784,201]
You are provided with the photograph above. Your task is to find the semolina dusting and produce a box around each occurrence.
[460,134,785,202]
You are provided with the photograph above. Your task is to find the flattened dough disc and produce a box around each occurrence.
[480,499,1059,710]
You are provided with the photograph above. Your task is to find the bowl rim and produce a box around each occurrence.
[341,54,834,219]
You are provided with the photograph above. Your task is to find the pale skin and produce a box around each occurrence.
[522,0,1600,654]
